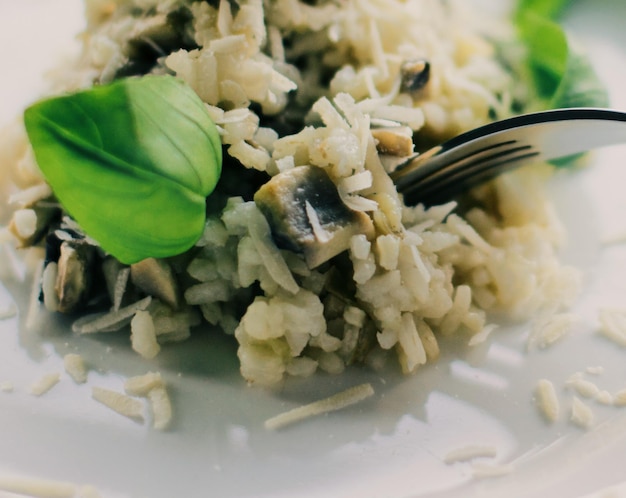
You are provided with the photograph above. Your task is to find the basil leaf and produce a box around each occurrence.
[515,2,609,110]
[515,0,569,23]
[514,1,609,166]
[24,75,222,264]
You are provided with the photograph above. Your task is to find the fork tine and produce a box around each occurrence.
[392,107,626,206]
[401,147,540,206]
[398,141,535,198]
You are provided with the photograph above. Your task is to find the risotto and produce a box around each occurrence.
[0,0,582,387]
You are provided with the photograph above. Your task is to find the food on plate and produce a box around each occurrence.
[535,378,560,423]
[264,382,375,430]
[0,0,606,387]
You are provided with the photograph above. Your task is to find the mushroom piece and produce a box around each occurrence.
[116,8,196,78]
[400,59,431,95]
[55,239,96,313]
[371,126,415,157]
[254,165,375,269]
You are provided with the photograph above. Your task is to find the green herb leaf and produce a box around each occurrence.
[24,75,222,264]
[515,2,609,110]
[514,0,609,166]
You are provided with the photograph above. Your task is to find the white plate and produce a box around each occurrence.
[2,2,626,497]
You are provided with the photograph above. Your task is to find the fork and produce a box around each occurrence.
[390,107,626,206]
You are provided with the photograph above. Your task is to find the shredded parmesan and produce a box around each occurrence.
[535,379,560,423]
[527,313,577,350]
[72,296,152,334]
[613,389,626,407]
[63,353,88,383]
[130,310,160,359]
[264,383,375,430]
[443,445,497,464]
[91,386,144,422]
[122,372,171,430]
[124,372,164,397]
[565,373,600,399]
[598,309,626,347]
[29,372,61,397]
[468,323,498,346]
[305,200,330,243]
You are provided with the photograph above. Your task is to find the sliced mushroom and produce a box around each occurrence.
[8,205,61,248]
[117,8,196,78]
[400,59,431,95]
[130,258,180,310]
[371,126,415,157]
[254,165,375,269]
[55,240,96,313]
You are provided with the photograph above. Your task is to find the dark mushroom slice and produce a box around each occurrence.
[254,165,375,269]
[115,7,197,78]
[400,59,431,95]
[55,239,97,313]
[371,126,415,157]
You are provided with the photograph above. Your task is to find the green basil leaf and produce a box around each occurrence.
[24,75,222,264]
[514,1,609,166]
[549,41,610,109]
[516,12,609,110]
[515,0,569,23]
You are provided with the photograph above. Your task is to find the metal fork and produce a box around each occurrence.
[390,108,626,206]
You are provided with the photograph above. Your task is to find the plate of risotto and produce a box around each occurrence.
[2,0,626,497]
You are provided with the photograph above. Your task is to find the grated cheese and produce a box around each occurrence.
[29,372,61,397]
[123,372,172,430]
[124,372,164,397]
[130,310,160,359]
[613,389,626,407]
[443,445,497,464]
[148,386,173,431]
[527,313,577,351]
[570,396,594,429]
[565,373,600,399]
[535,379,560,423]
[598,309,626,347]
[63,353,88,383]
[264,383,375,430]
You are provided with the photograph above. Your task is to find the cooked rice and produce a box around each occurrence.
[264,382,374,430]
[63,353,89,384]
[570,396,594,429]
[443,444,497,464]
[0,0,581,387]
[29,372,61,397]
